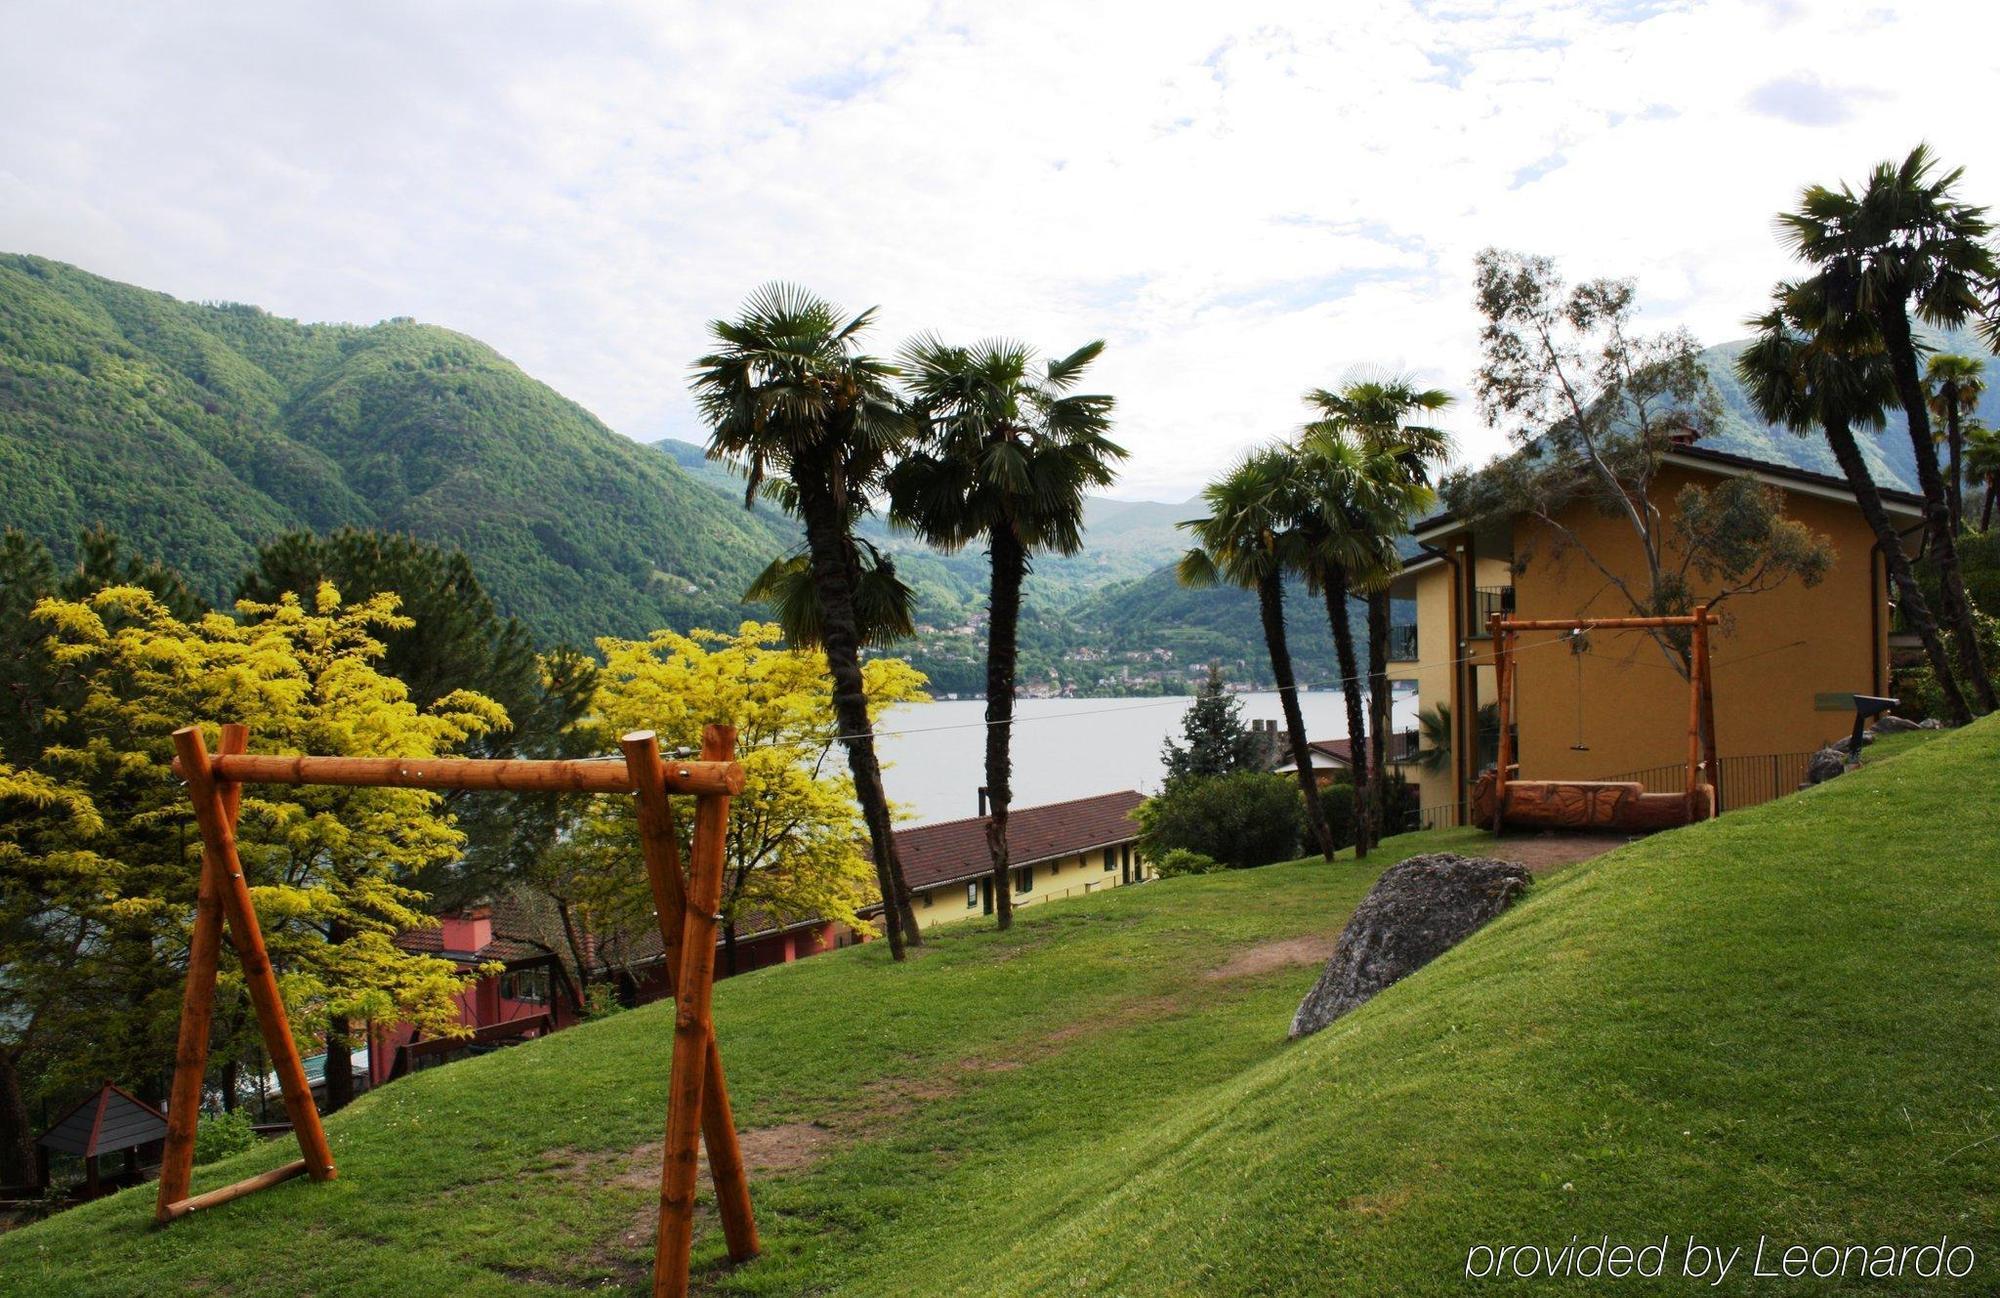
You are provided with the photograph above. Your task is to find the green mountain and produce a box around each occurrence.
[0,254,787,645]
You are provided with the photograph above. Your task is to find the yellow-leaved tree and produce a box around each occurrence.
[29,583,507,1112]
[541,622,926,980]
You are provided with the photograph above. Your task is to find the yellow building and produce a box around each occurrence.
[1388,443,1923,825]
[884,790,1152,927]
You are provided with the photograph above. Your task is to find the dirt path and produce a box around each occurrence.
[1480,832,1632,872]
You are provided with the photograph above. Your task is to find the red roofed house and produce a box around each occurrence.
[879,789,1152,927]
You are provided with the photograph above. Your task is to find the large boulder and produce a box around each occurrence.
[1289,853,1534,1040]
[1805,745,1849,785]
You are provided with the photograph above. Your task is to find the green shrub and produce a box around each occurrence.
[1153,848,1221,878]
[192,1110,257,1166]
[1136,772,1302,869]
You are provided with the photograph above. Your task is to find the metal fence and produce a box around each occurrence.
[1598,750,1818,813]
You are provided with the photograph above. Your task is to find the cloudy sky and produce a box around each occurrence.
[3,1,1993,499]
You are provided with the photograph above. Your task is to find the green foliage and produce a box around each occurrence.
[1159,664,1261,783]
[1151,848,1220,878]
[0,254,786,646]
[1135,772,1302,869]
[191,1110,258,1167]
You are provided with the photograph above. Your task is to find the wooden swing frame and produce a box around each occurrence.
[154,721,757,1298]
[1477,606,1720,833]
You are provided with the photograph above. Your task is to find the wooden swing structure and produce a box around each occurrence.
[1472,606,1719,833]
[154,720,758,1298]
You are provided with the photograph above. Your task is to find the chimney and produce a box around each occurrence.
[977,786,990,818]
[440,905,493,955]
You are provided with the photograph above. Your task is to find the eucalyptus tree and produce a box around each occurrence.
[692,283,923,959]
[1739,283,1975,725]
[889,337,1122,931]
[1286,430,1417,856]
[1302,377,1451,846]
[1777,146,1998,711]
[1178,449,1338,861]
[1926,353,1986,536]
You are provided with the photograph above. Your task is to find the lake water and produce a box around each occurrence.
[875,690,1419,826]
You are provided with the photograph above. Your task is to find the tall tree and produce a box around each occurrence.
[1161,664,1262,784]
[1777,145,1999,712]
[1460,249,1834,682]
[1302,378,1451,851]
[1739,283,1975,725]
[1968,423,2000,532]
[693,284,924,958]
[890,338,1122,931]
[1926,354,1986,537]
[1284,431,1422,856]
[1178,450,1337,861]
[237,529,598,904]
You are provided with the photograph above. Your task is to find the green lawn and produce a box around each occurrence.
[3,723,1994,1296]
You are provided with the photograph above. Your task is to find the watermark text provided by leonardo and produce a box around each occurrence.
[1464,1234,1976,1284]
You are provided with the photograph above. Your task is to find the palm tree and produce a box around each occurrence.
[692,283,924,959]
[1178,449,1338,861]
[1968,423,2000,532]
[1926,353,1986,536]
[1287,431,1415,858]
[1302,377,1452,849]
[890,337,1122,932]
[1410,701,1500,778]
[1777,145,1998,712]
[1739,283,1975,725]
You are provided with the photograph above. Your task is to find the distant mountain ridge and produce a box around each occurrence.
[0,254,789,644]
[5,252,1988,694]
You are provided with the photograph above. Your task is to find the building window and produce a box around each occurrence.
[1016,866,1034,894]
[966,882,980,908]
[500,967,549,1005]
[1103,847,1116,872]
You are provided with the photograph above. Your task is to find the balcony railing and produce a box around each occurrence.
[1467,586,1516,635]
[1387,624,1419,661]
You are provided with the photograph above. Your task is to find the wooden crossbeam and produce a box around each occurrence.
[175,751,744,797]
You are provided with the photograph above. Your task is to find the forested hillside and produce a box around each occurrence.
[0,254,785,644]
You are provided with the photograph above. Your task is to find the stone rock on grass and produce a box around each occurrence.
[1806,745,1850,785]
[1873,714,1923,733]
[1289,853,1534,1041]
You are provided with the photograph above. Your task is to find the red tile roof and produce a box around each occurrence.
[1277,734,1420,769]
[884,790,1145,892]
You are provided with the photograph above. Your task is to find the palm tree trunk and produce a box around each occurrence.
[798,483,920,957]
[1366,591,1392,842]
[323,920,353,1112]
[1823,414,1973,725]
[1881,309,1997,712]
[1946,399,1965,538]
[1321,573,1369,858]
[1261,575,1334,860]
[1984,475,1997,532]
[984,529,1025,931]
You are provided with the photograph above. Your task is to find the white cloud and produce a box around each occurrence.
[0,0,1990,500]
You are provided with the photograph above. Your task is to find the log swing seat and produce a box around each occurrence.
[1470,607,1720,834]
[154,721,757,1298]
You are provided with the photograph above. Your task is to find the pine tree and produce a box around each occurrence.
[1161,664,1262,784]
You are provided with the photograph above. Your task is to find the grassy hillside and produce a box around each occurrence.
[5,720,1993,1295]
[0,254,787,644]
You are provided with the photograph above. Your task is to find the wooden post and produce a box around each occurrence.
[1684,620,1704,809]
[1489,614,1511,833]
[653,725,738,1298]
[1694,606,1720,817]
[169,727,335,1195]
[156,724,244,1218]
[619,732,758,1266]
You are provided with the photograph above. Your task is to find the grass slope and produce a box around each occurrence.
[4,725,1995,1295]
